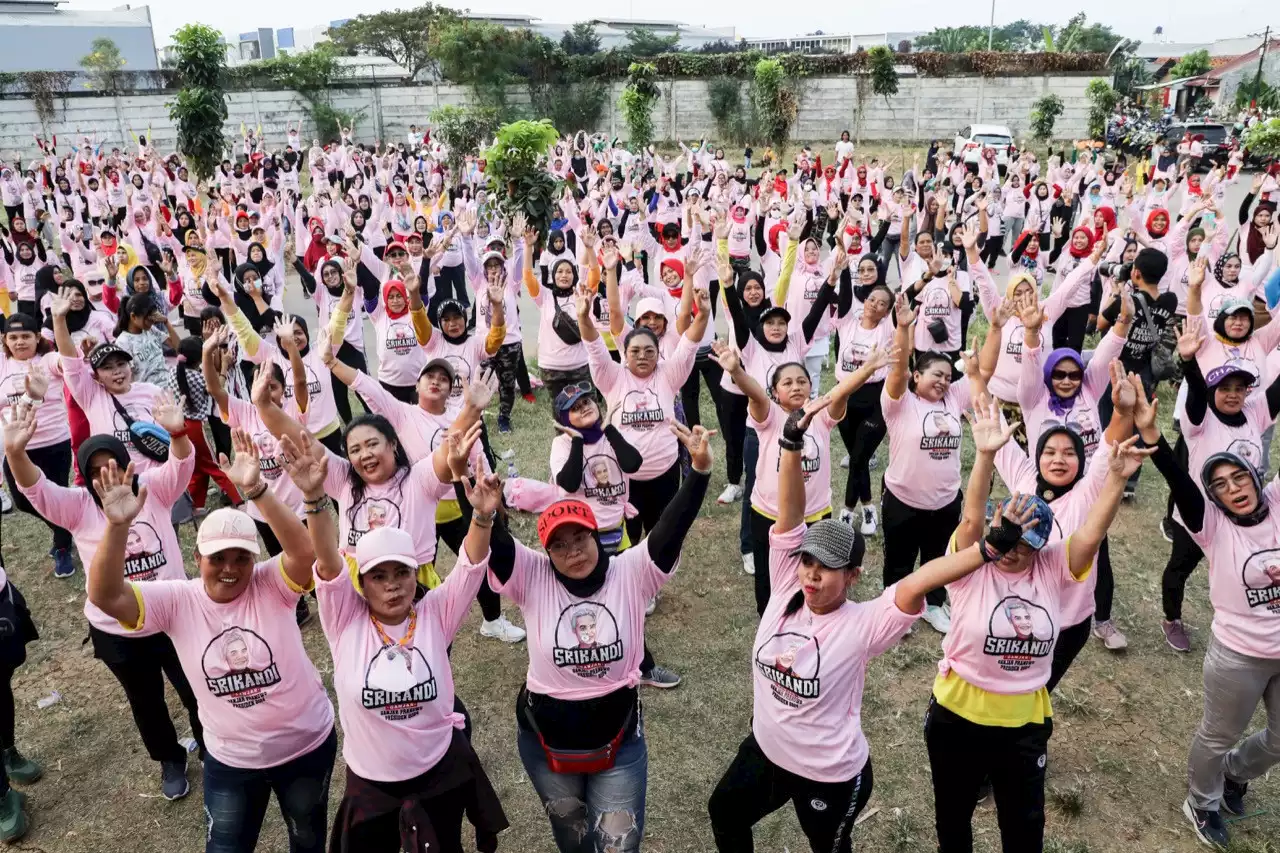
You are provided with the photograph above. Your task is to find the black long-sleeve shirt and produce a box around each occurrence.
[553,426,642,493]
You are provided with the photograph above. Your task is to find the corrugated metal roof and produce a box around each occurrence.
[0,6,148,26]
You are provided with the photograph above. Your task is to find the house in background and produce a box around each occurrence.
[0,0,158,73]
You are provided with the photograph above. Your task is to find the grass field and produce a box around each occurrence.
[1,142,1277,852]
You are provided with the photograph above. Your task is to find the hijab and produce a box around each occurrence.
[1042,349,1084,416]
[1035,425,1087,503]
[76,435,135,508]
[1201,452,1268,527]
[382,280,409,320]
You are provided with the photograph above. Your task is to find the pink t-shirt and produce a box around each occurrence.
[831,313,893,385]
[586,334,695,480]
[60,353,165,471]
[882,379,971,511]
[224,398,305,521]
[422,330,488,413]
[351,372,436,462]
[21,452,194,634]
[995,441,1112,626]
[317,546,488,782]
[489,539,675,701]
[244,337,338,438]
[135,557,335,768]
[940,541,1085,695]
[913,277,961,353]
[315,280,365,352]
[531,285,587,371]
[1188,483,1280,658]
[549,432,629,531]
[1176,394,1273,532]
[749,401,839,520]
[323,453,443,564]
[370,306,426,387]
[1017,335,1123,463]
[0,351,69,448]
[753,524,918,782]
[721,331,806,397]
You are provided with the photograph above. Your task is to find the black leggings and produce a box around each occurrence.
[718,392,749,486]
[624,460,681,543]
[709,733,873,853]
[437,513,501,622]
[429,265,469,323]
[1093,535,1114,622]
[881,485,960,608]
[209,413,233,461]
[488,341,524,419]
[1051,303,1091,352]
[0,662,15,751]
[835,382,886,508]
[1046,617,1091,692]
[925,698,1052,853]
[680,347,725,431]
[333,341,368,424]
[1162,516,1203,621]
[979,233,1003,266]
[3,440,72,551]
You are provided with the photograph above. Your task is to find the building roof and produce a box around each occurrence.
[1133,36,1266,59]
[0,4,150,27]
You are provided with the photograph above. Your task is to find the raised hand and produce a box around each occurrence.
[693,286,711,317]
[250,365,275,407]
[1130,373,1158,432]
[49,287,73,318]
[510,212,528,237]
[1,401,37,453]
[1108,433,1154,479]
[315,326,335,367]
[1175,317,1203,360]
[92,459,147,526]
[461,471,503,516]
[151,391,186,435]
[446,420,483,480]
[203,324,229,355]
[463,365,497,411]
[279,432,328,497]
[1110,359,1136,415]
[1188,256,1207,290]
[574,281,593,320]
[796,394,833,431]
[894,291,915,326]
[23,359,49,401]
[967,393,1016,454]
[1019,290,1046,332]
[273,318,298,355]
[670,422,715,472]
[218,429,263,493]
[708,339,741,374]
[960,222,980,250]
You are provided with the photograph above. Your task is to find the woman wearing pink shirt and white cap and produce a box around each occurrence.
[924,396,1146,853]
[488,423,714,853]
[707,397,1003,853]
[86,430,336,853]
[283,426,510,853]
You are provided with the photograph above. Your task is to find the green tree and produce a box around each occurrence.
[327,4,458,79]
[867,46,898,101]
[1053,13,1121,54]
[914,26,991,53]
[995,20,1043,52]
[625,28,681,57]
[1030,93,1065,142]
[1236,78,1280,111]
[619,62,660,147]
[167,23,227,182]
[482,120,561,232]
[560,22,601,56]
[752,58,798,152]
[1169,49,1211,79]
[1085,78,1119,138]
[430,20,521,111]
[430,105,499,177]
[1244,117,1280,158]
[79,37,128,93]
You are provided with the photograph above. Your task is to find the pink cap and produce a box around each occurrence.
[196,508,261,556]
[355,527,417,575]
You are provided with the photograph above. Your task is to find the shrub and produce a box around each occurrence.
[619,63,660,147]
[1030,92,1065,142]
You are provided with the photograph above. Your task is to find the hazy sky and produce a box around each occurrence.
[79,0,1273,47]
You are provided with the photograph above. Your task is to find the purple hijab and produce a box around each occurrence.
[1044,348,1084,417]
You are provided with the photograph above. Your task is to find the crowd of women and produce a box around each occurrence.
[0,123,1275,853]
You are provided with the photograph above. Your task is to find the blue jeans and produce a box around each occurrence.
[202,727,337,853]
[517,718,648,853]
[739,427,759,556]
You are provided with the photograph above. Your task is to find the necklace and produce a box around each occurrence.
[370,607,416,650]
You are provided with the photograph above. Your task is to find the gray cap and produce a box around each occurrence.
[792,519,861,569]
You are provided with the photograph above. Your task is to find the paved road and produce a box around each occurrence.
[279,176,1260,373]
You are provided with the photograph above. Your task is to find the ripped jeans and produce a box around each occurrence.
[202,727,337,853]
[517,719,647,852]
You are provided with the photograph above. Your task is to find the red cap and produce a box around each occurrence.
[537,500,598,547]
[385,236,409,255]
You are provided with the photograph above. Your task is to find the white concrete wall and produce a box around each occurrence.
[0,73,1097,156]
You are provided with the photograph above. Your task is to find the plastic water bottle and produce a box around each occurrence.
[179,736,199,753]
[506,459,519,480]
[36,691,60,710]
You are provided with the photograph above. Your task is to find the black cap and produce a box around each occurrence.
[88,342,132,370]
[437,299,465,320]
[3,313,40,334]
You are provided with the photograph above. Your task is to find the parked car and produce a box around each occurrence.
[954,124,1014,166]
[1161,122,1230,167]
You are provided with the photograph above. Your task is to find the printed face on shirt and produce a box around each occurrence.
[919,408,962,460]
[553,602,623,678]
[201,627,281,708]
[984,595,1055,671]
[362,644,437,718]
[253,430,285,480]
[1241,548,1280,610]
[444,355,470,398]
[282,362,324,401]
[122,521,165,580]
[384,320,417,357]
[583,454,625,504]
[619,388,663,430]
[922,286,952,320]
[754,631,820,706]
[1224,438,1264,473]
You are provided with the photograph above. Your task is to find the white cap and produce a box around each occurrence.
[196,508,261,556]
[355,527,417,575]
[634,297,666,321]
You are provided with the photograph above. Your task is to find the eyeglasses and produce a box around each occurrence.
[1050,370,1083,381]
[556,381,594,402]
[548,529,593,556]
[1209,470,1254,496]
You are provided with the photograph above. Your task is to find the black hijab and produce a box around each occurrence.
[76,435,135,508]
[1034,426,1087,503]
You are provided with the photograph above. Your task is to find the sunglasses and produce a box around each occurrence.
[1050,370,1083,381]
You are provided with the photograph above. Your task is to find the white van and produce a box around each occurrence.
[954,124,1014,166]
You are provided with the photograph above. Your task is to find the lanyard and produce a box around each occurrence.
[369,607,416,651]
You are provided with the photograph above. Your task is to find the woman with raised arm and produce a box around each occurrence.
[283,427,509,853]
[487,423,714,853]
[522,225,601,406]
[712,333,893,615]
[925,396,1148,853]
[879,291,986,635]
[1136,379,1280,850]
[85,429,336,853]
[706,394,1008,853]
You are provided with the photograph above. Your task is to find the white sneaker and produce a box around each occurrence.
[0,488,11,514]
[839,454,850,469]
[922,604,952,634]
[838,507,856,526]
[645,596,658,616]
[860,505,878,537]
[742,553,755,575]
[717,483,743,505]
[479,616,526,644]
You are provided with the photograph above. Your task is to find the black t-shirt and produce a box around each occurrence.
[1100,288,1178,371]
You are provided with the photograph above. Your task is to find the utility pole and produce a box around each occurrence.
[1251,26,1271,108]
[988,0,996,50]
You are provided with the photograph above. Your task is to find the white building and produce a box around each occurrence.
[0,0,158,73]
[742,31,924,55]
[460,12,736,51]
